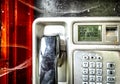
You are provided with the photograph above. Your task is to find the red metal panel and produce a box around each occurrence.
[1,0,9,84]
[1,0,33,84]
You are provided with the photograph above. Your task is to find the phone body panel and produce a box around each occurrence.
[32,17,120,84]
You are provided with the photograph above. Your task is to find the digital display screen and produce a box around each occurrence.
[78,25,102,41]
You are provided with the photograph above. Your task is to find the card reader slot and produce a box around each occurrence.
[106,26,118,42]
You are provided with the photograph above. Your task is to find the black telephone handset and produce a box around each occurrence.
[39,35,60,84]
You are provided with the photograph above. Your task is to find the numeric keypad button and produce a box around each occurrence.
[89,62,95,68]
[82,69,89,75]
[89,75,95,82]
[96,76,102,82]
[83,62,89,68]
[82,75,89,81]
[89,69,95,75]
[96,62,102,68]
[96,69,102,75]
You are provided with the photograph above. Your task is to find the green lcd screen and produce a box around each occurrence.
[78,25,102,41]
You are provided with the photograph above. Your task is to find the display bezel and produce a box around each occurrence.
[73,22,120,44]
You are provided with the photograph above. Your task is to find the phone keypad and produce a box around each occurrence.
[82,54,116,84]
[82,55,103,84]
[74,51,119,84]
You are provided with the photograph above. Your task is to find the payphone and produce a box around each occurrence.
[32,17,120,84]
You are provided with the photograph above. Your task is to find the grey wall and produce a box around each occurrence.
[34,0,120,17]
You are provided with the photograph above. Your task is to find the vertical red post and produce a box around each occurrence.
[0,0,9,84]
